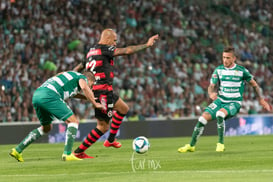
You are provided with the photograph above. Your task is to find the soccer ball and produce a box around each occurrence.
[132,136,150,154]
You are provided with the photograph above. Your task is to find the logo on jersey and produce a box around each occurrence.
[213,74,217,78]
[107,110,113,118]
[108,46,115,51]
[86,48,102,58]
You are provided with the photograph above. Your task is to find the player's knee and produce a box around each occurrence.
[97,121,109,133]
[198,116,208,125]
[216,111,226,118]
[120,103,129,114]
[124,104,129,113]
[115,98,129,114]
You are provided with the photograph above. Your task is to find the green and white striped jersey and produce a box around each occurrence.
[210,64,253,104]
[40,71,88,100]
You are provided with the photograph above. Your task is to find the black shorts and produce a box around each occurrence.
[94,90,119,122]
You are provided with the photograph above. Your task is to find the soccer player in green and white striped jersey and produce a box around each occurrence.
[9,71,105,162]
[178,46,272,153]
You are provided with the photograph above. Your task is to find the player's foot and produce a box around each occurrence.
[104,139,122,148]
[9,148,24,162]
[73,152,94,159]
[62,153,83,161]
[178,144,195,153]
[216,143,225,152]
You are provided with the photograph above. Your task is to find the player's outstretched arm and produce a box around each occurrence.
[249,79,272,111]
[114,34,159,56]
[73,63,84,72]
[259,99,272,112]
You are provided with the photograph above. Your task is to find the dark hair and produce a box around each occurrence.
[223,46,235,54]
[83,71,95,82]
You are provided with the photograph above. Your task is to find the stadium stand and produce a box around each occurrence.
[0,0,272,122]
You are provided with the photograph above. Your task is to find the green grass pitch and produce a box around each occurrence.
[1,135,273,182]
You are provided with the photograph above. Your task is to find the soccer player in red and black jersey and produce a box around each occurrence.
[73,29,159,158]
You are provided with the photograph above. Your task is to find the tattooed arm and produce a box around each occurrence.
[249,79,263,99]
[249,79,272,111]
[113,34,159,56]
[208,83,218,100]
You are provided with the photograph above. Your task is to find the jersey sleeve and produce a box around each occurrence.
[101,45,116,57]
[73,71,88,86]
[243,68,253,82]
[210,69,219,84]
[79,75,88,83]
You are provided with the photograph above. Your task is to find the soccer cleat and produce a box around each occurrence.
[73,152,94,159]
[216,143,225,152]
[178,144,195,153]
[9,148,24,162]
[62,153,83,161]
[104,139,122,148]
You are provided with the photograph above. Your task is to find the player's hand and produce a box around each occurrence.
[259,99,272,112]
[147,34,159,47]
[209,92,218,100]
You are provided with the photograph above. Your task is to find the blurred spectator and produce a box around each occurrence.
[128,111,140,122]
[1,0,273,122]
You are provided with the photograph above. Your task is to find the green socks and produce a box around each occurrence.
[63,123,79,155]
[217,116,225,144]
[15,123,79,155]
[16,127,44,153]
[189,113,225,147]
[190,122,205,146]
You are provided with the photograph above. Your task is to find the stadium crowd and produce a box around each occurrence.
[0,0,272,122]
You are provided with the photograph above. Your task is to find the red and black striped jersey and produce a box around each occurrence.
[82,44,116,91]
